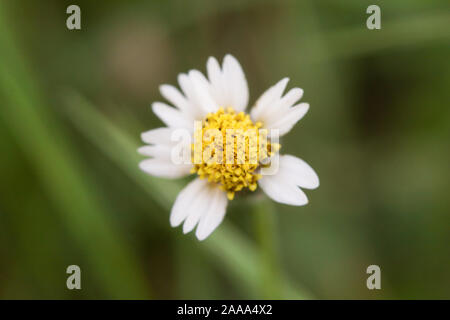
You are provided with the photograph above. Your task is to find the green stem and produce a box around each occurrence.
[253,199,282,299]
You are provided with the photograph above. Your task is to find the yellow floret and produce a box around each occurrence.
[191,107,280,199]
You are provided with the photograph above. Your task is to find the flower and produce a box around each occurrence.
[139,54,319,240]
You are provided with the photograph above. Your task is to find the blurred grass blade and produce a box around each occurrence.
[63,92,313,299]
[317,11,450,62]
[0,3,150,299]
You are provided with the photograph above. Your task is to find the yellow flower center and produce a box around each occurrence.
[191,107,280,200]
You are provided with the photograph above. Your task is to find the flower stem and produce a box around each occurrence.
[253,198,282,299]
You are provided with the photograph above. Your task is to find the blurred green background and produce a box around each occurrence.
[0,0,449,299]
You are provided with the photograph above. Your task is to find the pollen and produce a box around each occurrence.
[191,107,280,200]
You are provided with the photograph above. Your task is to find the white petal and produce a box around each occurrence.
[137,145,172,159]
[139,158,191,179]
[281,87,304,108]
[178,73,205,119]
[159,84,189,111]
[195,186,228,240]
[251,78,289,122]
[259,174,308,206]
[141,127,174,145]
[259,154,318,206]
[182,186,213,234]
[178,73,194,100]
[264,87,303,120]
[252,80,306,135]
[152,102,191,129]
[170,178,208,227]
[188,70,219,114]
[222,54,248,111]
[279,155,319,189]
[207,56,225,105]
[265,103,309,136]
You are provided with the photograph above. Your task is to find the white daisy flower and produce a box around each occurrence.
[139,54,319,240]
